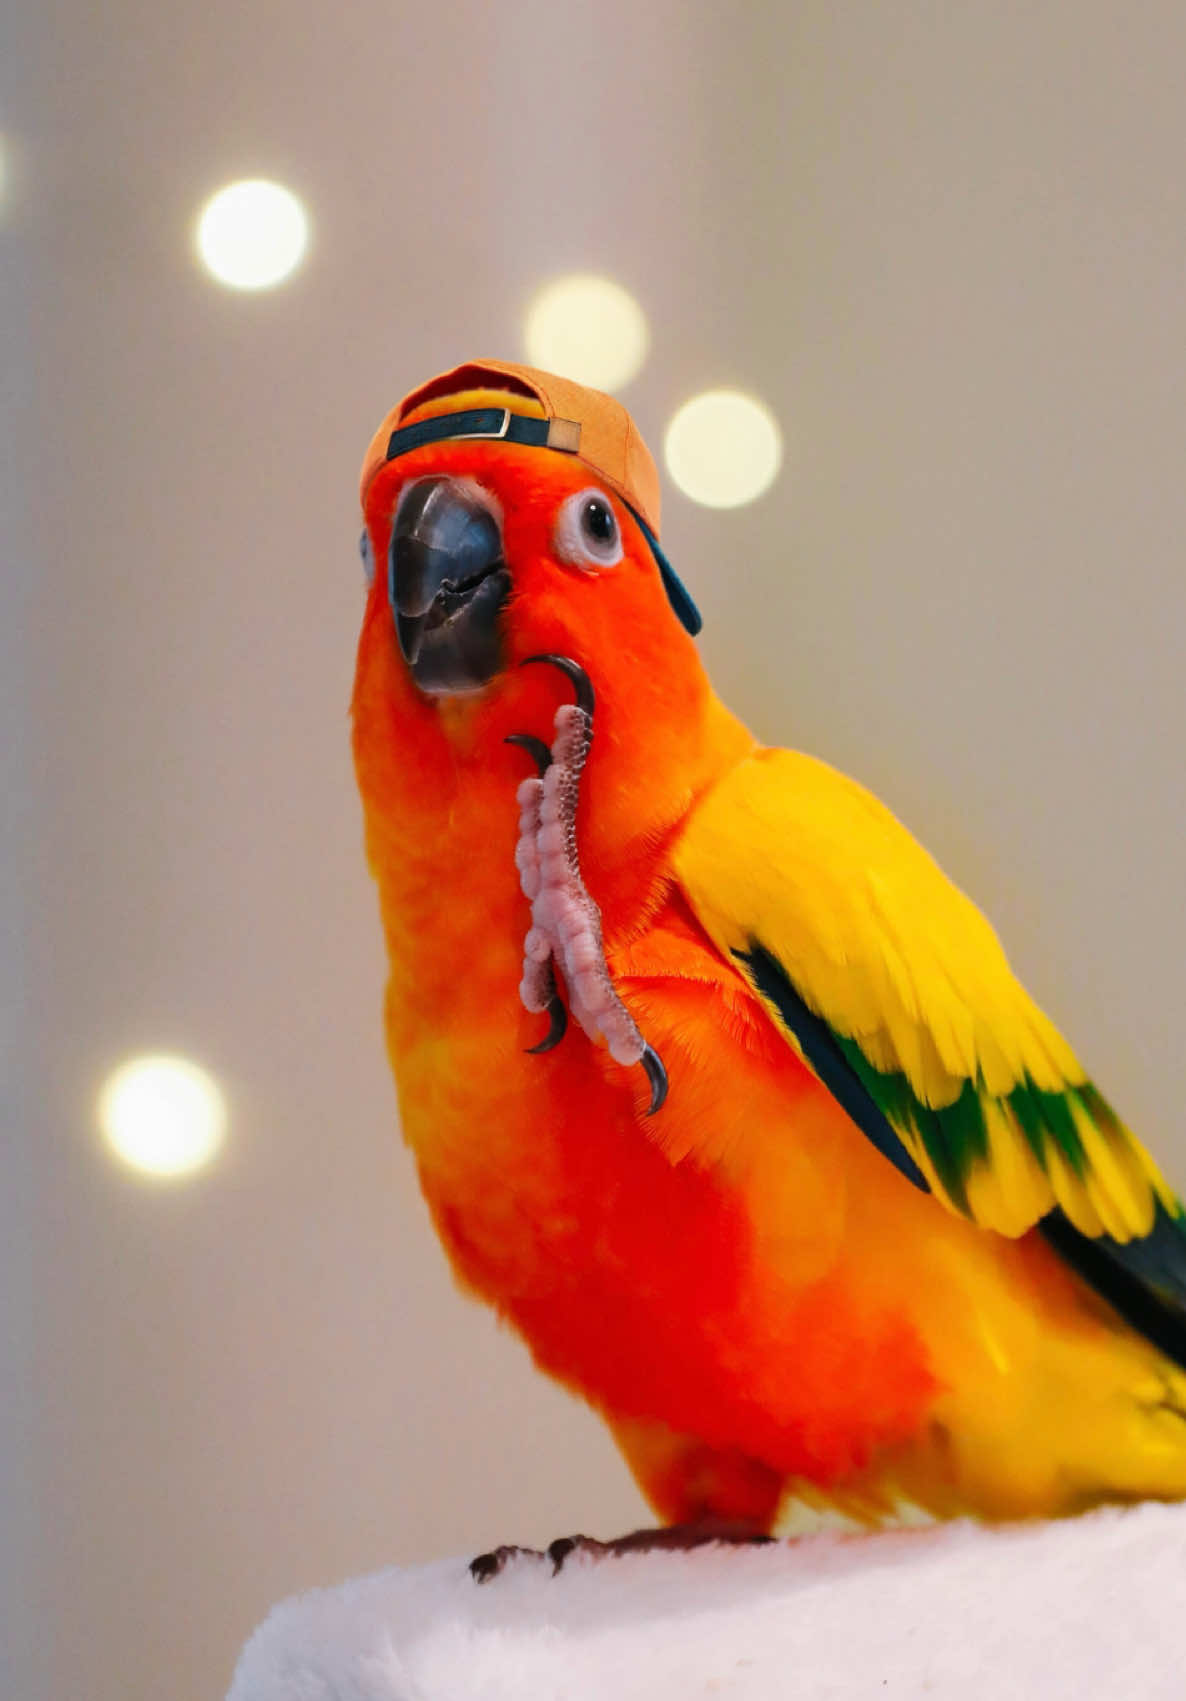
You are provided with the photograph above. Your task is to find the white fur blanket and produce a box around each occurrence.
[227,1504,1185,1699]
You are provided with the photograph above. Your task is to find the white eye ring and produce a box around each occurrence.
[555,488,624,571]
[359,527,375,587]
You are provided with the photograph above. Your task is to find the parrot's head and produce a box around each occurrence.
[352,360,749,906]
[354,360,700,713]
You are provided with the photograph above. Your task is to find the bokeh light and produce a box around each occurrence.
[523,273,649,391]
[98,1053,227,1179]
[663,388,783,508]
[194,178,309,291]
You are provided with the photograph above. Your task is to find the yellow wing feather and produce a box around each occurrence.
[673,746,1177,1242]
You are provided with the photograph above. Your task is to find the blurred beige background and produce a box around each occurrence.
[4,4,1186,1697]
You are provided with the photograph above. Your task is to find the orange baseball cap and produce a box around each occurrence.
[360,358,662,531]
[358,359,700,635]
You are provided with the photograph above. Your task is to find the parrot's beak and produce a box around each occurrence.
[389,477,510,695]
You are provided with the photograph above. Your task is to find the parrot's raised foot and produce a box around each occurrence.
[470,1521,775,1583]
[511,653,670,1113]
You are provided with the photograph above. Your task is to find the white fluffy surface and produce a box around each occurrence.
[227,1504,1185,1700]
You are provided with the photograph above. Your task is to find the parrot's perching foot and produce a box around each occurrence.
[509,654,667,1114]
[470,1521,775,1583]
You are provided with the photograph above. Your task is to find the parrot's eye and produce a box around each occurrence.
[556,488,624,571]
[359,527,375,587]
[583,497,615,544]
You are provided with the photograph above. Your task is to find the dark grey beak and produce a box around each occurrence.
[389,478,510,694]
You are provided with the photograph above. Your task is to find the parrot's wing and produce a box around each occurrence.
[673,747,1186,1358]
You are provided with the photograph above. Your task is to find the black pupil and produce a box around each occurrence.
[582,498,615,545]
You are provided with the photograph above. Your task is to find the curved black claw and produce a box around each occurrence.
[526,994,568,1054]
[547,1535,585,1573]
[470,1544,541,1583]
[522,653,596,718]
[641,1045,668,1116]
[504,732,553,776]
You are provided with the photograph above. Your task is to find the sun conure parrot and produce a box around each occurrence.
[351,357,1186,1537]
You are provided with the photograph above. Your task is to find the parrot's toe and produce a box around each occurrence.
[469,1543,547,1583]
[546,1534,597,1571]
[552,1522,780,1575]
[470,1534,614,1581]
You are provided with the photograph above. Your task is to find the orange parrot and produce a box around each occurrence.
[351,359,1186,1549]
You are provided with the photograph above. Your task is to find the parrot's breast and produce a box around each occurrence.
[377,789,940,1487]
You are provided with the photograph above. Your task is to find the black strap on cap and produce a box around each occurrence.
[386,407,583,460]
[625,504,702,638]
[383,406,703,638]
